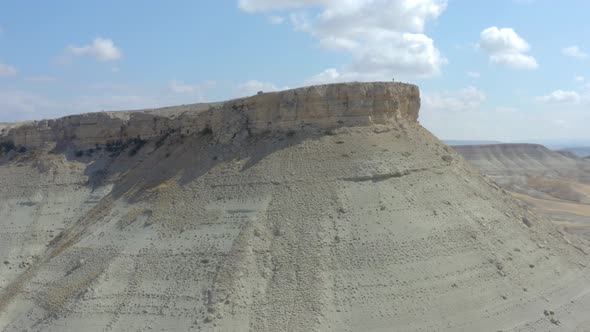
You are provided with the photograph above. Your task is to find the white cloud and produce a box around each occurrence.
[478,27,538,69]
[575,75,585,83]
[67,38,122,62]
[237,80,288,97]
[0,62,17,76]
[268,15,285,24]
[305,68,343,85]
[536,90,581,105]
[466,71,480,79]
[562,45,588,59]
[422,87,486,112]
[240,0,448,81]
[239,0,322,12]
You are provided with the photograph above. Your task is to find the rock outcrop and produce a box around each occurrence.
[0,82,419,148]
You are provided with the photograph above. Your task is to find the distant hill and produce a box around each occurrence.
[558,146,590,158]
[453,142,590,246]
[444,140,502,146]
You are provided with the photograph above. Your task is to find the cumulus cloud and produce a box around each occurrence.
[239,0,322,12]
[562,45,588,59]
[67,38,122,62]
[478,27,538,69]
[237,80,289,97]
[536,90,581,105]
[0,62,17,76]
[240,0,448,81]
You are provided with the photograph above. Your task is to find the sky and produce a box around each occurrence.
[0,0,589,141]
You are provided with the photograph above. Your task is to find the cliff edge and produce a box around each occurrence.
[0,82,419,148]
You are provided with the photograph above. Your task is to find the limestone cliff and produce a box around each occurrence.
[0,82,419,148]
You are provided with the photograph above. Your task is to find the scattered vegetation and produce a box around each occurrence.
[0,141,16,155]
[105,137,147,157]
[128,138,147,156]
[105,140,127,156]
[155,129,176,148]
[200,126,213,136]
[0,140,28,156]
[73,137,147,158]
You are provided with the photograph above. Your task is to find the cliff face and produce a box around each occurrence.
[0,82,419,148]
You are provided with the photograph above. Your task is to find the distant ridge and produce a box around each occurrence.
[444,140,502,146]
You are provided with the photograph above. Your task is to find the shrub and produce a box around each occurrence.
[155,129,175,148]
[128,138,147,156]
[200,126,213,136]
[0,141,16,154]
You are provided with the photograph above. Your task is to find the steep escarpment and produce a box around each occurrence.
[1,83,590,332]
[0,82,419,149]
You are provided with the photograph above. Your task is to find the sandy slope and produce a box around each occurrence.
[1,83,590,331]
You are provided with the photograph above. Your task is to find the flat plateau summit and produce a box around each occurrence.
[1,82,590,331]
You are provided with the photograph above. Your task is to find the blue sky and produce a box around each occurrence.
[0,0,589,141]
